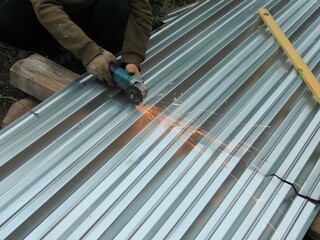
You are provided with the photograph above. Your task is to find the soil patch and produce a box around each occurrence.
[0,43,30,129]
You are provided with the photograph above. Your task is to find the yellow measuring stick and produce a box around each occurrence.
[258,8,320,103]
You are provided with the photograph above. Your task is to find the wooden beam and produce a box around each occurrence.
[258,8,320,103]
[10,53,79,101]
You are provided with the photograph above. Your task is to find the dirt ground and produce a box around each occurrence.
[0,43,30,128]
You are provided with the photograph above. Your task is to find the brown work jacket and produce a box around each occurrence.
[31,0,153,68]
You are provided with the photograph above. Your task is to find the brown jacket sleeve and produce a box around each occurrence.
[31,0,152,68]
[31,0,101,67]
[121,0,153,68]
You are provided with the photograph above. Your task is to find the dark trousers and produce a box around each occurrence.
[0,0,129,55]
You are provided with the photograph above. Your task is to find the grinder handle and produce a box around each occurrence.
[109,62,119,75]
[108,63,133,88]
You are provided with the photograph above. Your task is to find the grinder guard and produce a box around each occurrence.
[109,63,148,104]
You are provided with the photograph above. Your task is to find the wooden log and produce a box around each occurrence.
[10,53,79,101]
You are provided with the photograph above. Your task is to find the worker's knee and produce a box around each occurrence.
[112,0,130,19]
[93,0,130,20]
[0,8,11,40]
[0,0,36,44]
[0,17,15,44]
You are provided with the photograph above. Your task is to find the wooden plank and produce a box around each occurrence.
[10,53,79,101]
[258,8,320,103]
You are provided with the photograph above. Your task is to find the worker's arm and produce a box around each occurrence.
[121,0,153,69]
[31,0,102,67]
[31,0,152,80]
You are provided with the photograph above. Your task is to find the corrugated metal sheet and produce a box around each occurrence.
[1,0,320,239]
[162,1,202,25]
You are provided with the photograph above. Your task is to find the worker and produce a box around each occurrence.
[0,0,153,86]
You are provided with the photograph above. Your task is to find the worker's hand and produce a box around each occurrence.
[125,64,140,75]
[86,50,118,86]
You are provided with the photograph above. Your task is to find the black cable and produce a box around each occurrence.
[266,174,320,205]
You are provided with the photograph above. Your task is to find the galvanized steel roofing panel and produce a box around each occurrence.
[1,0,320,239]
